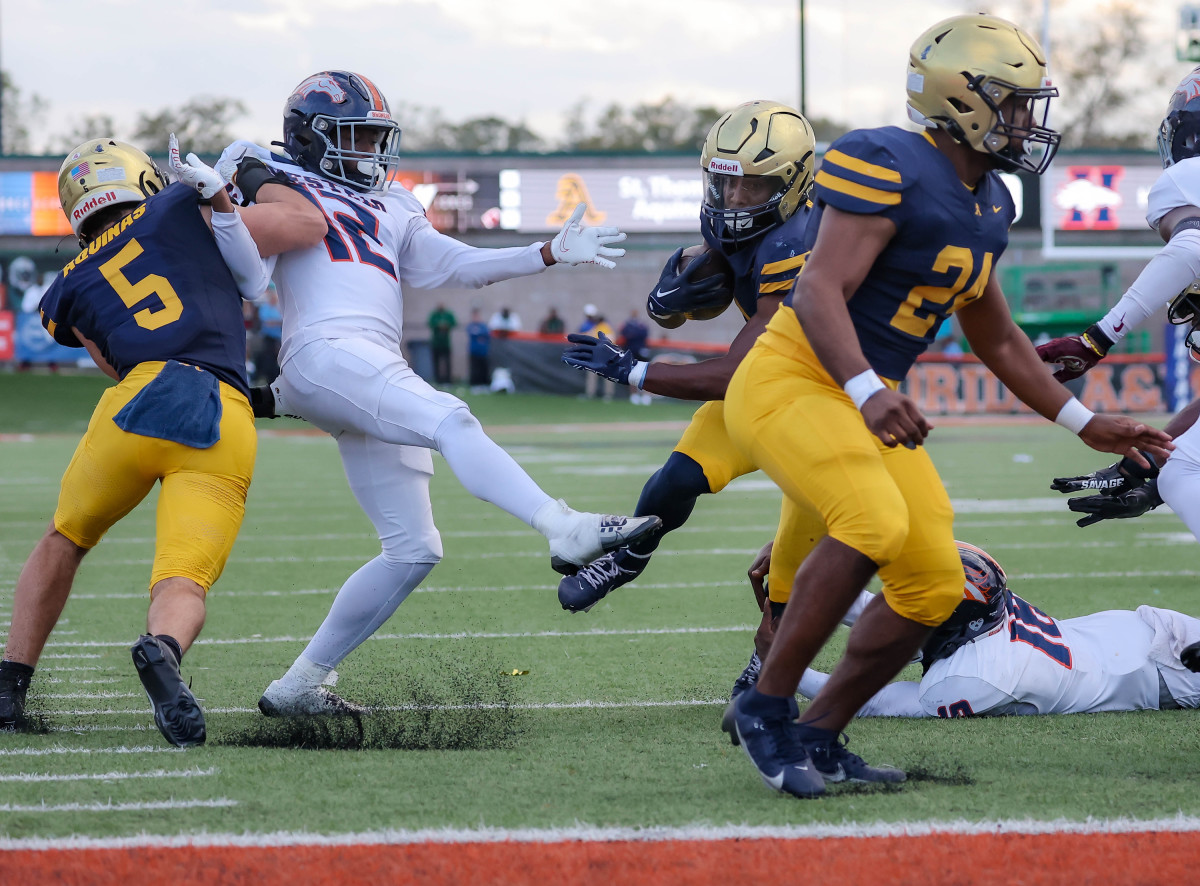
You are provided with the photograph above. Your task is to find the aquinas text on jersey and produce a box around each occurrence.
[61,204,147,278]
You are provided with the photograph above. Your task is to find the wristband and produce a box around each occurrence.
[844,369,886,410]
[627,360,648,390]
[1054,397,1095,435]
[235,158,291,203]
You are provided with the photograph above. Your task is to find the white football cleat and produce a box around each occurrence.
[258,679,368,717]
[543,502,662,576]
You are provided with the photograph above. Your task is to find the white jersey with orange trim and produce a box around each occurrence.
[216,141,546,365]
[798,595,1200,717]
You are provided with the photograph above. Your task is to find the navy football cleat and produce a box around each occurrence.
[730,688,825,799]
[806,732,906,785]
[720,651,763,746]
[557,549,651,612]
[131,635,206,748]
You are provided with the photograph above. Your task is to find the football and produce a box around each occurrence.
[675,246,736,321]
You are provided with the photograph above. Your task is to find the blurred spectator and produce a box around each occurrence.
[539,307,565,335]
[17,271,58,373]
[256,285,283,384]
[488,306,522,338]
[620,309,652,406]
[242,300,261,380]
[467,308,491,391]
[427,302,457,384]
[579,304,616,401]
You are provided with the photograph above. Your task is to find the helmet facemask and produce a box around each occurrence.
[702,169,796,249]
[302,114,402,192]
[1169,280,1200,363]
[969,75,1060,174]
[699,101,815,250]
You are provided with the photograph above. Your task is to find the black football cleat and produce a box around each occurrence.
[0,671,31,730]
[131,635,206,748]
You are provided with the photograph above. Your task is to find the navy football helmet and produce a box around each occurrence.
[281,71,402,192]
[920,542,1010,671]
[1158,66,1200,168]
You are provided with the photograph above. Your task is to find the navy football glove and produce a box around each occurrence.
[1067,478,1163,528]
[562,332,640,385]
[1051,450,1160,495]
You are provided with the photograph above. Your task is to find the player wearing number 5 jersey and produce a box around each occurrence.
[215,70,659,717]
[796,542,1200,718]
[0,137,327,746]
[723,14,1173,799]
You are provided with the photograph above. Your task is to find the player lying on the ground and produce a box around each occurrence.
[725,541,1200,725]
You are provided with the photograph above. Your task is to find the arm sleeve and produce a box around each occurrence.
[1097,227,1200,343]
[210,209,273,302]
[798,667,926,717]
[398,216,547,290]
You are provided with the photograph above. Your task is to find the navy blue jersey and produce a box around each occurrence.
[785,126,1015,380]
[40,182,250,397]
[702,202,810,320]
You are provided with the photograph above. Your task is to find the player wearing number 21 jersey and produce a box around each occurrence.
[723,14,1172,799]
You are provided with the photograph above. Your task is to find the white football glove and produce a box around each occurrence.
[167,133,225,199]
[549,203,626,269]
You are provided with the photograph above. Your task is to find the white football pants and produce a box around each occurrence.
[275,336,553,669]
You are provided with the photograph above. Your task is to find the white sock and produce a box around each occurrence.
[298,557,436,670]
[280,655,333,689]
[435,410,552,525]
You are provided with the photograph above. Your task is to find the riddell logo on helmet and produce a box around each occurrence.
[291,74,348,104]
[72,191,119,221]
[708,158,743,175]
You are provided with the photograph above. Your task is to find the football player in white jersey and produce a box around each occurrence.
[1036,67,1200,537]
[729,542,1200,722]
[217,71,661,716]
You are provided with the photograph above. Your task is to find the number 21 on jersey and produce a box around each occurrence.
[890,245,994,337]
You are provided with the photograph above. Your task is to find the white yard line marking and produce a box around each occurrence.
[0,767,218,783]
[3,816,1200,849]
[42,624,757,650]
[0,799,236,813]
[0,746,182,757]
[68,579,746,601]
[38,699,728,718]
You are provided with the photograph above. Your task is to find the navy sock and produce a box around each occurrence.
[795,723,838,745]
[155,634,184,666]
[738,685,793,717]
[0,660,33,690]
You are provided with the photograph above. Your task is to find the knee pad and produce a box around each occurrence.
[637,452,710,514]
[881,558,964,627]
[432,407,482,449]
[834,508,908,569]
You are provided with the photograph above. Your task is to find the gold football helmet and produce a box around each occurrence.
[700,101,815,249]
[906,14,1060,175]
[58,138,167,241]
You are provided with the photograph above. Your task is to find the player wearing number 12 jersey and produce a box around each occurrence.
[216,70,659,717]
[722,14,1173,799]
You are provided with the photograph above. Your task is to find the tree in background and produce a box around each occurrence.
[1048,0,1171,150]
[1,72,49,155]
[394,103,546,153]
[129,97,250,156]
[563,97,723,153]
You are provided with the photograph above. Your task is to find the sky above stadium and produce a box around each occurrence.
[5,0,1181,154]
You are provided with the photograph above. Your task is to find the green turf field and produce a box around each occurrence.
[1,375,1198,839]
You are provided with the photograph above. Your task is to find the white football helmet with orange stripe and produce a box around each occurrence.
[281,70,402,193]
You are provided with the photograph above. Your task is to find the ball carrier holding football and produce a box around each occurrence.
[559,101,827,614]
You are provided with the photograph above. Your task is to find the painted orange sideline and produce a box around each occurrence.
[5,831,1200,885]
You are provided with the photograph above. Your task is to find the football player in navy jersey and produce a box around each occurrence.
[558,102,826,617]
[721,14,1174,799]
[0,137,326,746]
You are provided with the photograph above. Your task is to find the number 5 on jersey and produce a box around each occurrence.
[99,239,184,331]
